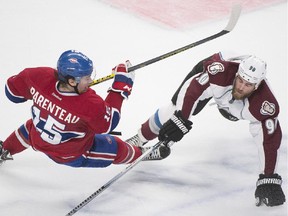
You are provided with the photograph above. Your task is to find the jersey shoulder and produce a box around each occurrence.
[18,67,57,91]
[6,67,56,101]
[248,80,280,121]
[204,52,239,86]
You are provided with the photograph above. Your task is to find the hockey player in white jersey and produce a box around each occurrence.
[126,51,285,207]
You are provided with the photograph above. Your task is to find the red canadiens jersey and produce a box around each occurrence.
[5,67,123,163]
[180,52,282,175]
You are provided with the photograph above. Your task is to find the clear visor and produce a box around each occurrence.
[74,69,96,84]
[91,68,97,80]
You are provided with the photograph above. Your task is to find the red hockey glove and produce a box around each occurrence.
[255,173,286,207]
[108,60,135,99]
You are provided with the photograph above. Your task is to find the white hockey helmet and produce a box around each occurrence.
[237,55,267,88]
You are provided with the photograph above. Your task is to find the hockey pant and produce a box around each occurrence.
[64,135,141,167]
[2,122,141,168]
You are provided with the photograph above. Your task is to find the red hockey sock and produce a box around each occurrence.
[3,129,30,155]
[141,119,158,140]
[113,137,142,164]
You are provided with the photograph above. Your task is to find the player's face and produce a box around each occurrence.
[77,75,93,94]
[232,75,256,100]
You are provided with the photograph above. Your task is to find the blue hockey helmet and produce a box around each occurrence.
[57,50,93,83]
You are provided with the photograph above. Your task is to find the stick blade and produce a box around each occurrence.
[224,4,242,32]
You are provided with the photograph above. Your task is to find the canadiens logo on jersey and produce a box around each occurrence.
[207,62,225,75]
[260,100,276,116]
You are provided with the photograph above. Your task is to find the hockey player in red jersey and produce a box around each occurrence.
[126,51,285,207]
[0,50,170,168]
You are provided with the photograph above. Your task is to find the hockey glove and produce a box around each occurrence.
[108,60,135,99]
[158,110,192,142]
[255,173,286,207]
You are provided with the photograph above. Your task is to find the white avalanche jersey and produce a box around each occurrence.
[172,52,282,175]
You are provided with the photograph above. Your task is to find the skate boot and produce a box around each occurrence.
[125,133,148,147]
[0,141,13,166]
[141,144,171,161]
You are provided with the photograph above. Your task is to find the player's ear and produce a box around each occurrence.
[67,78,77,87]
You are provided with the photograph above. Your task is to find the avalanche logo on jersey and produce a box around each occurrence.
[260,100,276,116]
[207,62,225,75]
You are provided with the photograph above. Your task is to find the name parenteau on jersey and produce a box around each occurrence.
[30,86,80,124]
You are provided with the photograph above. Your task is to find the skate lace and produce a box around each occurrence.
[126,134,143,147]
[143,147,161,160]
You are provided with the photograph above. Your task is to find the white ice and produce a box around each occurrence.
[0,0,287,216]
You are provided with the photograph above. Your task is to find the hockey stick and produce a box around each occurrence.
[89,4,242,87]
[65,140,172,216]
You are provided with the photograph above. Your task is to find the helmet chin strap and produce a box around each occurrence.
[73,84,80,94]
[74,77,81,94]
[66,77,80,94]
[254,80,264,90]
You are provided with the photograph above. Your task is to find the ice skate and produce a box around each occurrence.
[125,133,148,147]
[0,141,13,166]
[141,144,171,161]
